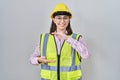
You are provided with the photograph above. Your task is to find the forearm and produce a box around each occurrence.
[66,37,90,59]
[30,41,56,65]
[29,43,40,65]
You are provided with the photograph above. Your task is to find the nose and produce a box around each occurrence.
[60,18,65,23]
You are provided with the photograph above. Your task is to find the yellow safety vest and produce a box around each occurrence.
[40,33,82,80]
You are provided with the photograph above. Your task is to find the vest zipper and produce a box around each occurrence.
[58,41,65,80]
[53,36,60,80]
[53,35,65,80]
[57,55,60,80]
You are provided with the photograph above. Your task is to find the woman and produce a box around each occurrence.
[30,3,90,80]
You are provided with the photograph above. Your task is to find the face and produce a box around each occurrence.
[52,15,70,31]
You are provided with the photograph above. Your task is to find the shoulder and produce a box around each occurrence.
[40,33,53,38]
[40,33,51,36]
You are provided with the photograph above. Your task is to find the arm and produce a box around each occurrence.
[29,41,56,65]
[66,37,90,59]
[29,42,40,65]
[51,32,90,59]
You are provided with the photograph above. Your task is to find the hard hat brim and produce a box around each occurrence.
[51,11,72,19]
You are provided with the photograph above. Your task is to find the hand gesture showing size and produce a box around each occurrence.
[52,31,69,40]
[37,56,56,63]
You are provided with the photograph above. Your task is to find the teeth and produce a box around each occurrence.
[59,24,65,26]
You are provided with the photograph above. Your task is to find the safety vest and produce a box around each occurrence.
[40,33,82,80]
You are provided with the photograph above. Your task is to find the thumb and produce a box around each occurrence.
[52,32,57,35]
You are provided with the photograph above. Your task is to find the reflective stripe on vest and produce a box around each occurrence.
[40,33,82,80]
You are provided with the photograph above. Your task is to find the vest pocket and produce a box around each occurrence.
[40,69,50,79]
[50,71,57,80]
[41,70,57,80]
[47,57,57,66]
[47,54,57,66]
[68,70,82,80]
[61,57,72,66]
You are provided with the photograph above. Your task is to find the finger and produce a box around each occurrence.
[44,60,56,63]
[38,56,46,63]
[40,56,46,59]
[51,32,55,34]
[47,60,56,63]
[52,32,57,35]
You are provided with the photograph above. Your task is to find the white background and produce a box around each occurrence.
[0,0,120,80]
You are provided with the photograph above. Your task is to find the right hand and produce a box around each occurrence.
[37,56,56,63]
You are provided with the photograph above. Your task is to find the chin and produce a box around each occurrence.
[59,27,66,30]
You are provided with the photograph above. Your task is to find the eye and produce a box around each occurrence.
[63,17,68,19]
[55,17,61,20]
[57,17,61,19]
[63,16,69,19]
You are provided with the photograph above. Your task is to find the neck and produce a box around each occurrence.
[56,29,66,40]
[56,29,66,34]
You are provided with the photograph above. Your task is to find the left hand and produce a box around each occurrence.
[52,31,69,40]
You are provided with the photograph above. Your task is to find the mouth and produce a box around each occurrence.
[58,23,66,27]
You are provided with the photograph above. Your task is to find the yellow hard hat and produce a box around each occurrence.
[51,3,72,19]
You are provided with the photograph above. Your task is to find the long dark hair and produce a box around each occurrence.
[49,21,73,35]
